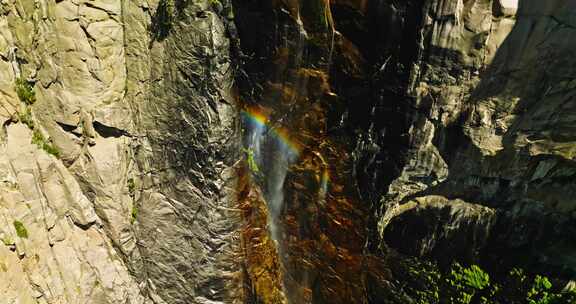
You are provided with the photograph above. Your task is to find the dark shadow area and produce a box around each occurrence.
[329,0,426,202]
[93,121,130,138]
[383,0,576,284]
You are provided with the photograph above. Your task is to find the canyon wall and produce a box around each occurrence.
[0,0,575,303]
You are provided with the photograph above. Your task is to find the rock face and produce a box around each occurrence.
[370,0,576,277]
[1,0,575,303]
[0,0,241,303]
[233,0,576,301]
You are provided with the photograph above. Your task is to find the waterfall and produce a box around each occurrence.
[243,109,299,243]
[265,143,298,241]
[239,4,335,301]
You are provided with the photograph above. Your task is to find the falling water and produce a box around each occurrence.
[242,6,308,246]
[243,110,299,242]
[239,3,336,301]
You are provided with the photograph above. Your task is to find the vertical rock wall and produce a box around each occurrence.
[0,0,242,303]
[324,0,576,281]
[375,0,576,277]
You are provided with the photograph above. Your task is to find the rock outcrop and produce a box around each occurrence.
[371,0,576,278]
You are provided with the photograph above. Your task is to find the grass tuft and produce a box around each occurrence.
[13,220,28,238]
[131,205,138,224]
[17,107,34,129]
[32,129,60,157]
[15,77,36,105]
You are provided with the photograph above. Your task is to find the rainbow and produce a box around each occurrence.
[242,106,301,156]
[242,105,331,193]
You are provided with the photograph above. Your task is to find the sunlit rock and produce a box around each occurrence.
[495,0,519,16]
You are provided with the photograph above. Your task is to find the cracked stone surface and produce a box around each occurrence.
[0,0,241,303]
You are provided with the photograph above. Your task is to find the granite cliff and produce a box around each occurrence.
[0,0,574,303]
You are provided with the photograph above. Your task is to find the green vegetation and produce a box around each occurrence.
[401,260,576,304]
[405,259,441,304]
[2,236,13,246]
[15,77,36,105]
[17,106,34,129]
[14,77,60,157]
[243,147,259,174]
[13,220,28,238]
[32,129,60,157]
[18,111,60,157]
[459,264,491,290]
[528,275,554,304]
[442,263,492,303]
[131,205,138,224]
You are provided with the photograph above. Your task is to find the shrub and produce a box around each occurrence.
[2,236,13,246]
[403,258,441,304]
[42,143,61,157]
[32,129,60,157]
[528,276,555,304]
[398,260,576,304]
[442,263,492,304]
[13,220,28,238]
[243,147,260,174]
[31,128,44,145]
[15,98,60,158]
[461,264,491,290]
[17,107,34,129]
[15,77,36,105]
[151,0,175,40]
